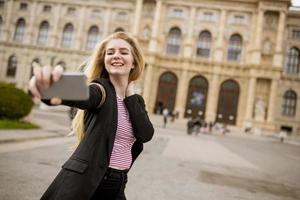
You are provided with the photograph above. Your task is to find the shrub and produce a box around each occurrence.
[0,82,33,119]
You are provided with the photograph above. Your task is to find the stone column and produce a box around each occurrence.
[149,0,162,53]
[174,66,188,117]
[0,49,6,79]
[267,79,278,123]
[144,0,163,110]
[142,62,154,110]
[250,9,264,64]
[273,11,286,68]
[132,0,143,36]
[51,4,62,47]
[21,51,32,88]
[205,72,219,123]
[4,0,14,41]
[245,77,256,120]
[183,7,196,58]
[26,1,38,44]
[75,6,86,50]
[103,8,112,38]
[213,10,226,62]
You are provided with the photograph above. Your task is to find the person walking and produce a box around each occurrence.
[162,107,169,128]
[29,32,154,200]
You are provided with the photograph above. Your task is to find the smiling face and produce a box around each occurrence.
[104,38,134,79]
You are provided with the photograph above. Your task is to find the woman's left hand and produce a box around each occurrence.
[126,81,135,97]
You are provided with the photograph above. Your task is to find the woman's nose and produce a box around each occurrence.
[112,52,121,59]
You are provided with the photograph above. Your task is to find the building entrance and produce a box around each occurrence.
[154,72,178,114]
[216,80,240,125]
[185,75,208,119]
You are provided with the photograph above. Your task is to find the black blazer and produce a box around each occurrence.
[41,78,154,200]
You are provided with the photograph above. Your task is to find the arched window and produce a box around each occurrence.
[14,18,26,42]
[37,21,49,45]
[282,90,297,117]
[227,34,242,61]
[196,31,212,58]
[6,55,17,77]
[0,16,3,40]
[166,27,181,55]
[61,23,74,48]
[114,27,125,32]
[285,47,300,75]
[86,26,99,50]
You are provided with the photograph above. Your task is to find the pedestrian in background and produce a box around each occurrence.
[208,121,214,134]
[193,117,202,135]
[162,107,169,128]
[279,130,287,143]
[29,32,154,200]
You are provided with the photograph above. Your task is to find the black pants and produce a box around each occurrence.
[91,167,128,200]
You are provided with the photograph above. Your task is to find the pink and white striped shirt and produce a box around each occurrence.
[109,95,136,170]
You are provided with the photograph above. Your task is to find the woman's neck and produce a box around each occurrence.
[109,76,128,99]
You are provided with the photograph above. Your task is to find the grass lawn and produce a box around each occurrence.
[0,119,40,129]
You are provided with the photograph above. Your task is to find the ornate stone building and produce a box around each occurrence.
[0,0,299,135]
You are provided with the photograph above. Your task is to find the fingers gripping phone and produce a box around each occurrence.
[41,72,89,101]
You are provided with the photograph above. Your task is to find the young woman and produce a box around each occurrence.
[29,32,154,200]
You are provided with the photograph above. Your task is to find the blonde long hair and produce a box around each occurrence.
[72,32,145,145]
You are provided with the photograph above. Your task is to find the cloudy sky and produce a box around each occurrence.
[292,0,300,6]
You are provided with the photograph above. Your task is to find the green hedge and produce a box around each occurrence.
[0,82,33,119]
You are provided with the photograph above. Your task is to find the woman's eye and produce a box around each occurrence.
[121,52,129,55]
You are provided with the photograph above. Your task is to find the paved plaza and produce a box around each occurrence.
[0,108,300,200]
[127,127,300,200]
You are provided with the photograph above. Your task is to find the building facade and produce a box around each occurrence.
[0,0,299,135]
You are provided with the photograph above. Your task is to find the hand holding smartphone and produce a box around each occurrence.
[29,61,89,102]
[40,72,89,101]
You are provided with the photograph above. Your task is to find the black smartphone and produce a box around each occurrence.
[41,72,89,100]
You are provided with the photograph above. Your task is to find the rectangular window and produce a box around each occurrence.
[197,48,210,58]
[233,15,245,25]
[117,11,128,21]
[202,12,214,22]
[91,9,102,18]
[67,7,76,15]
[292,29,300,39]
[173,8,183,18]
[20,3,28,10]
[43,5,51,12]
[168,8,184,18]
